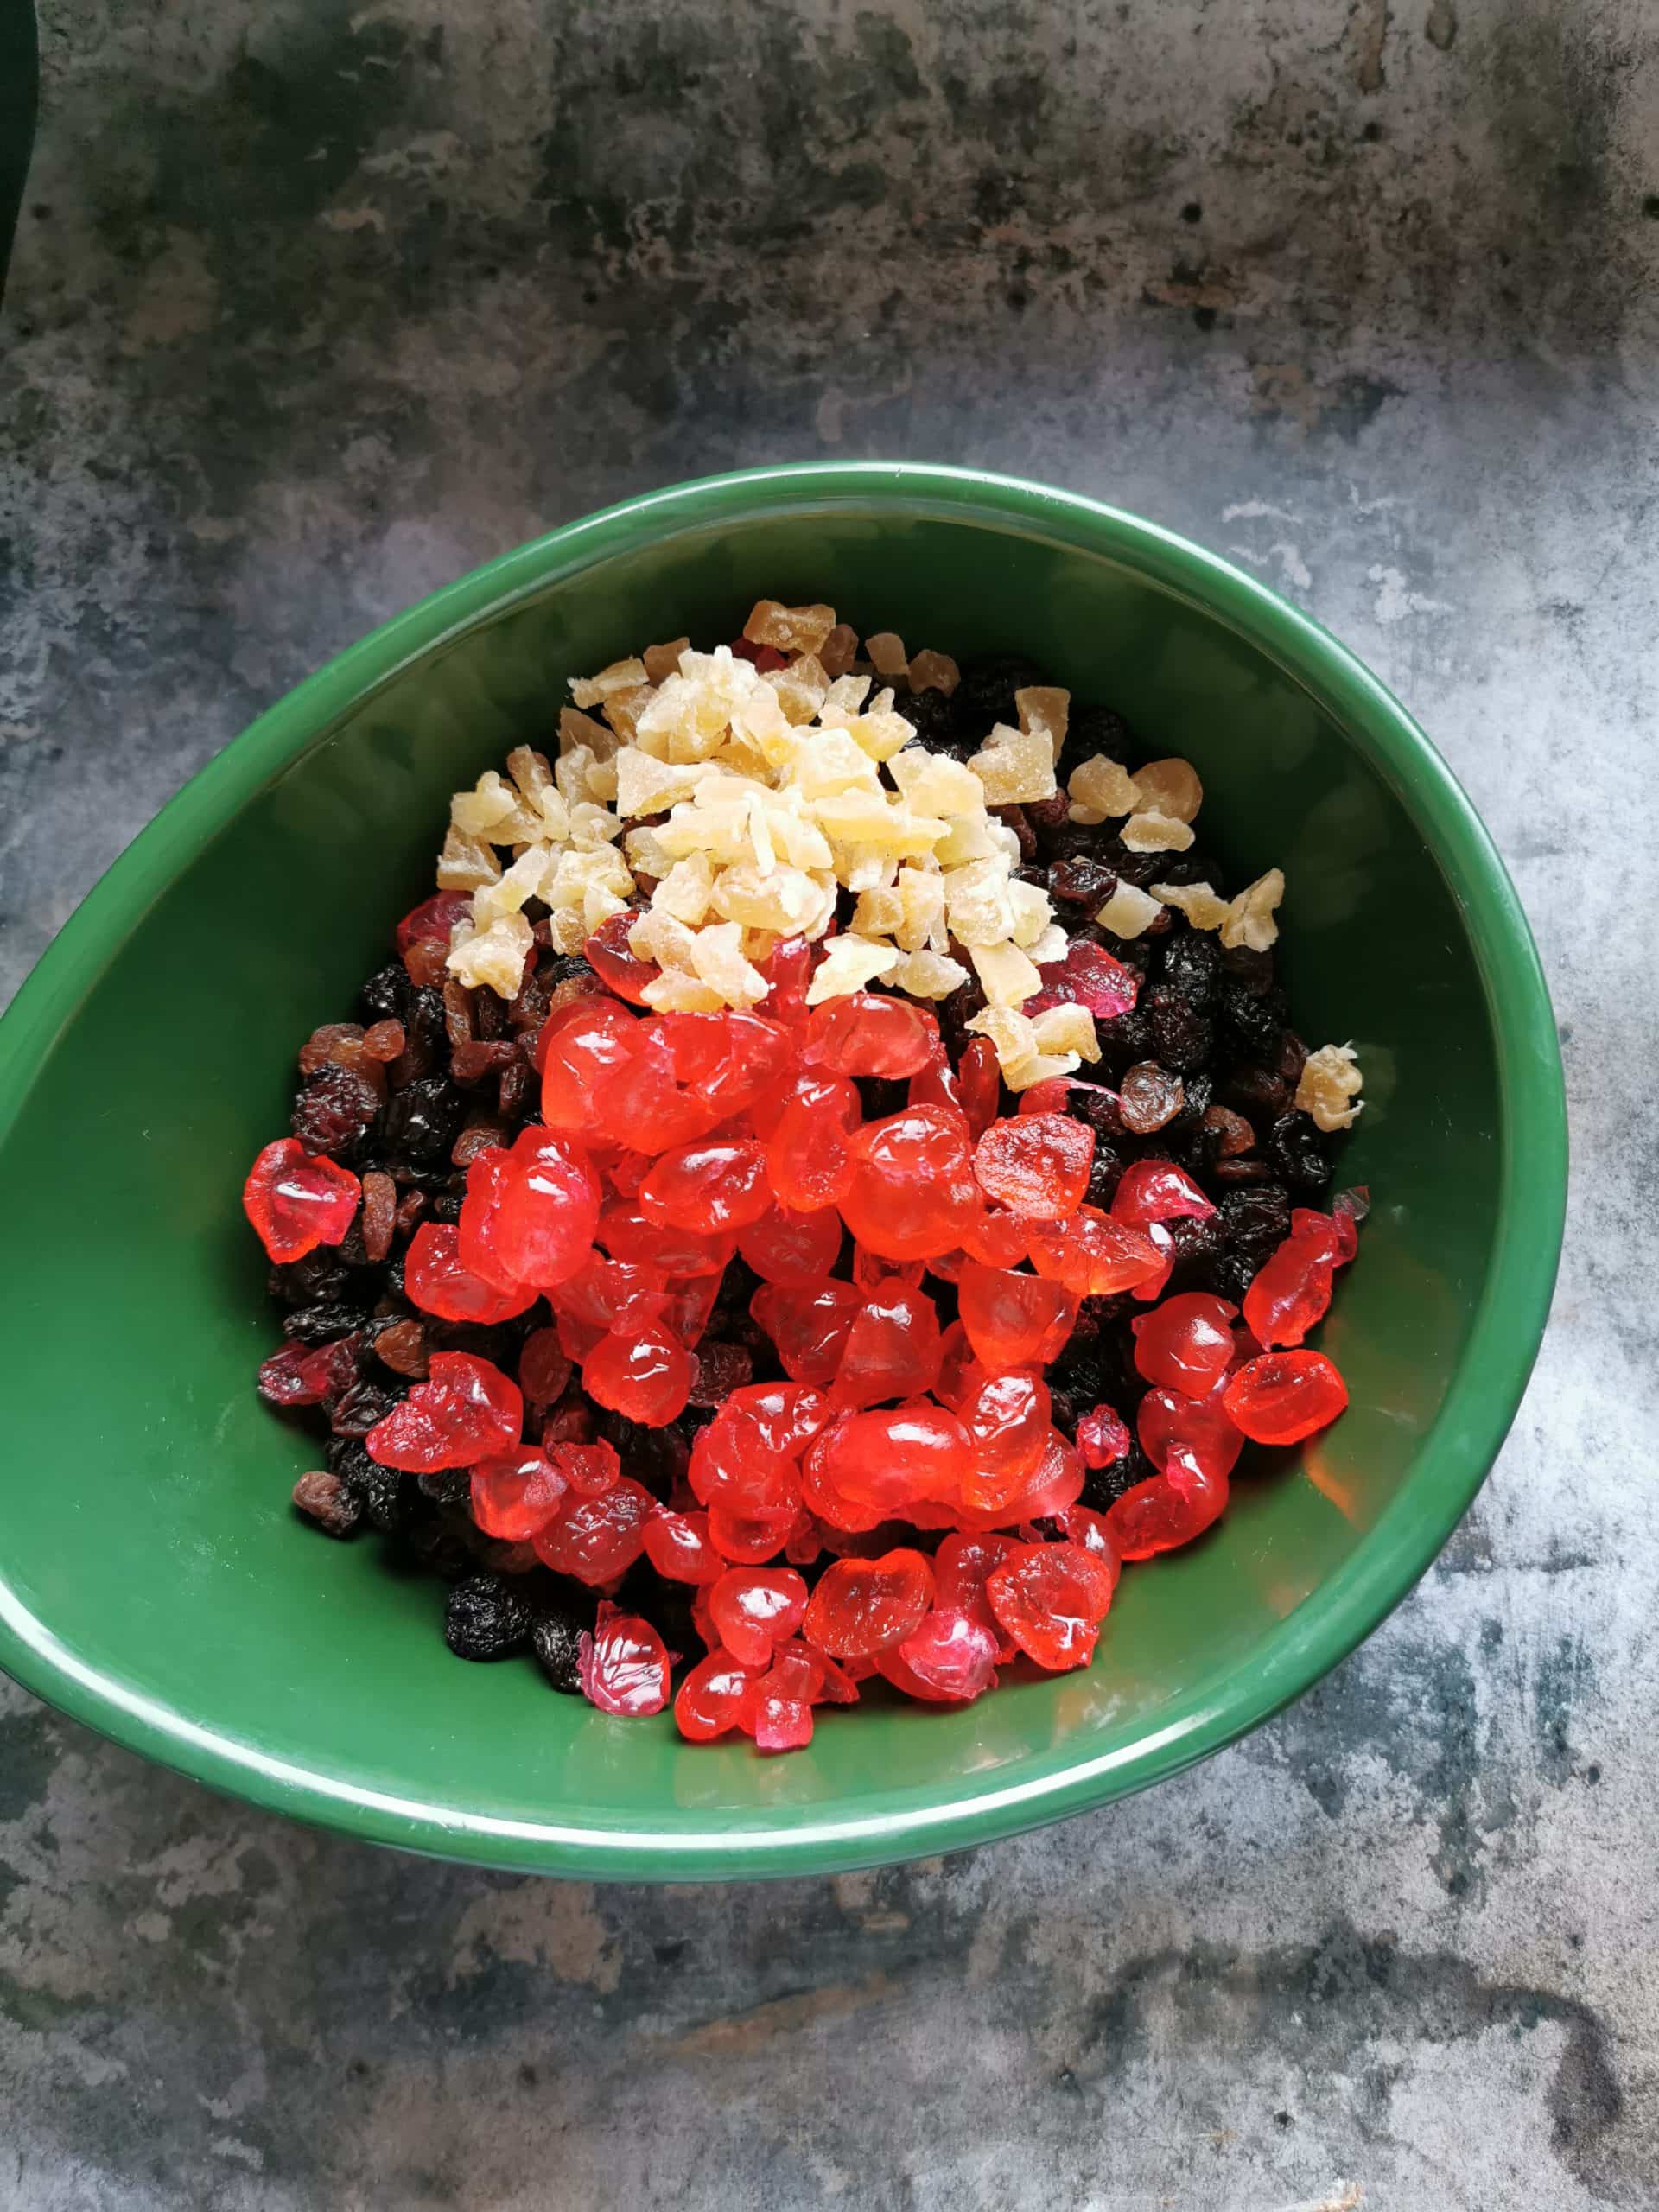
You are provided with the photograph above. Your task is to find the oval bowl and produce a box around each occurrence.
[0,462,1566,1879]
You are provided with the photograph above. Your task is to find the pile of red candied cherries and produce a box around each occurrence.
[245,932,1357,1753]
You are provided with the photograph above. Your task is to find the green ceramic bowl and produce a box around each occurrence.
[0,463,1565,1879]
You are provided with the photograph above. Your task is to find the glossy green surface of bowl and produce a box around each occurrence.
[0,464,1566,1878]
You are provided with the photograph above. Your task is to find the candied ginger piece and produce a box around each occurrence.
[1221,868,1285,951]
[970,940,1043,1007]
[1030,1003,1100,1063]
[1096,881,1162,938]
[852,883,906,938]
[804,936,901,1004]
[447,913,532,997]
[814,790,944,856]
[629,906,699,973]
[1120,810,1194,854]
[713,861,836,938]
[966,1004,1040,1079]
[690,920,769,1007]
[1066,753,1141,823]
[614,747,706,818]
[968,721,1058,807]
[745,601,837,656]
[625,824,675,880]
[1016,686,1071,765]
[1007,1050,1083,1090]
[437,827,503,891]
[864,632,909,677]
[907,649,960,697]
[451,769,524,841]
[818,624,860,679]
[889,949,969,999]
[1007,877,1056,950]
[1296,1042,1364,1132]
[785,725,882,799]
[560,703,620,764]
[888,747,985,817]
[653,853,715,925]
[944,856,1016,948]
[1027,922,1069,967]
[601,686,654,747]
[570,658,648,709]
[1154,880,1231,931]
[1131,757,1203,823]
[474,848,550,925]
[642,970,727,1014]
[643,637,690,685]
[766,653,830,727]
[933,810,1001,867]
[547,906,588,955]
[893,866,946,953]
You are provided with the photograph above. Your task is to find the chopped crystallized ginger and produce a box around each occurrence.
[447,912,533,997]
[1096,881,1163,938]
[1153,880,1232,931]
[1066,754,1141,823]
[1220,868,1285,951]
[437,827,503,892]
[1296,1041,1364,1131]
[1016,686,1071,765]
[864,632,909,677]
[744,601,838,656]
[818,624,860,679]
[569,658,648,709]
[804,935,901,1004]
[889,949,969,999]
[642,637,690,685]
[1030,1003,1100,1063]
[969,940,1043,1007]
[1120,810,1195,854]
[907,649,960,696]
[968,721,1059,806]
[1131,758,1203,823]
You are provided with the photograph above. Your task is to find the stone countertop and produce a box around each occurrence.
[2,4,1655,2207]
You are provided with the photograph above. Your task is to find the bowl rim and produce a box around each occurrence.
[0,461,1567,1878]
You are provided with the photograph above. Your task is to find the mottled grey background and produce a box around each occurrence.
[3,3,1656,2207]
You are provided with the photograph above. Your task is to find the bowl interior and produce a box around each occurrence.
[0,474,1560,1876]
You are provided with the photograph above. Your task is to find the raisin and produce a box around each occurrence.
[499,1058,533,1122]
[1166,1211,1225,1267]
[269,1249,352,1306]
[1081,1438,1160,1513]
[1210,1251,1259,1305]
[1095,1008,1154,1071]
[1219,1184,1292,1250]
[383,1074,465,1169]
[1222,943,1275,993]
[330,1377,403,1438]
[890,685,961,752]
[360,963,408,1024]
[1057,702,1136,785]
[1202,1104,1255,1159]
[594,1410,688,1502]
[531,1609,587,1694]
[282,1300,369,1345]
[360,1169,397,1262]
[1159,927,1221,1008]
[1047,855,1118,908]
[328,1438,413,1533]
[952,652,1049,733]
[1147,987,1212,1073]
[363,1020,405,1062]
[1268,1111,1332,1192]
[1070,1087,1125,1141]
[291,1469,363,1537]
[474,988,506,1043]
[443,1573,533,1661]
[373,1317,429,1378]
[1120,1061,1184,1135]
[418,1469,473,1509]
[1218,980,1283,1059]
[1224,1065,1291,1125]
[291,1062,381,1160]
[689,1339,753,1408]
[1084,1145,1127,1209]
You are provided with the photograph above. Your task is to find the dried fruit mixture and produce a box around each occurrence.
[244,605,1367,1751]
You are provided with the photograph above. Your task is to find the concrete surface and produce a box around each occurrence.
[2,3,1656,2206]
